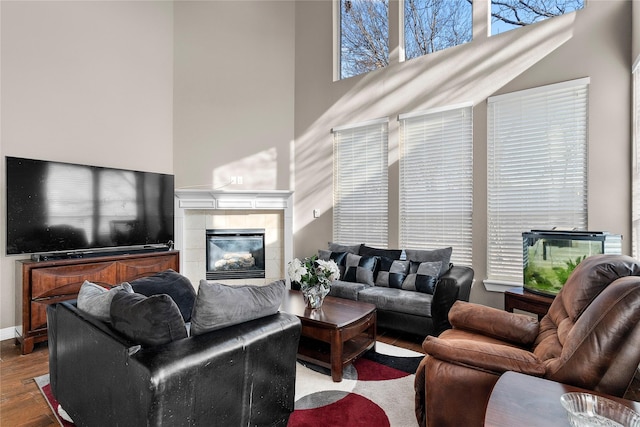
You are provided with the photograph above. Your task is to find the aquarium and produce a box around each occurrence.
[522,230,622,297]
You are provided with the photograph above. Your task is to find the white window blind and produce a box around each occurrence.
[399,105,473,265]
[633,63,640,259]
[333,119,389,247]
[487,78,589,285]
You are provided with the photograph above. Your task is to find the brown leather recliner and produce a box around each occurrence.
[414,254,640,427]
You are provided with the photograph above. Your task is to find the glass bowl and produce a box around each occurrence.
[560,392,640,427]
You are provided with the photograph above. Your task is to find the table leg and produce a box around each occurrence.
[330,329,343,382]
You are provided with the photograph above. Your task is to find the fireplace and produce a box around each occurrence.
[206,229,266,280]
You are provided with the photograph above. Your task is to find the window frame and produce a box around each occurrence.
[632,60,640,259]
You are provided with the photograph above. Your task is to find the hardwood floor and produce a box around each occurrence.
[0,340,58,427]
[0,329,425,427]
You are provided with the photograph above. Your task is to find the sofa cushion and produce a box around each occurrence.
[405,247,452,277]
[343,253,378,286]
[110,292,187,346]
[402,261,441,294]
[77,280,134,322]
[375,257,410,289]
[190,280,285,336]
[129,269,196,322]
[318,250,348,278]
[358,287,433,317]
[328,280,366,300]
[328,242,362,254]
[358,245,403,260]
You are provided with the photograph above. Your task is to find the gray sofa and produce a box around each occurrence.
[320,243,474,337]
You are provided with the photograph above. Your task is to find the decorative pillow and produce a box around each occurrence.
[190,279,285,336]
[318,250,348,278]
[110,292,187,346]
[129,269,196,322]
[404,247,452,277]
[77,280,134,322]
[343,253,378,286]
[328,242,362,254]
[375,257,410,289]
[402,261,442,294]
[359,245,403,260]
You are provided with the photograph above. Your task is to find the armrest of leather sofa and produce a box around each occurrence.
[448,300,540,346]
[48,301,302,427]
[422,335,546,376]
[430,265,474,336]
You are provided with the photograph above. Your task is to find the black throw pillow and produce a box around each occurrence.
[129,269,196,322]
[110,292,187,347]
[358,245,403,260]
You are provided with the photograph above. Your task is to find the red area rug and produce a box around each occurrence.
[36,342,422,427]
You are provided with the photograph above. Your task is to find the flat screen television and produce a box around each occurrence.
[6,156,175,257]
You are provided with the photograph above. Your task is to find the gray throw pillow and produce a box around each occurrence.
[328,242,362,254]
[404,247,452,277]
[190,279,286,336]
[77,280,133,322]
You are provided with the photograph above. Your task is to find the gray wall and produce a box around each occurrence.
[173,1,295,191]
[293,0,633,309]
[0,1,175,331]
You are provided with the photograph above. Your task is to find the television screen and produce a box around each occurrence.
[6,156,174,255]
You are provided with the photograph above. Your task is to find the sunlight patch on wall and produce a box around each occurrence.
[293,9,577,236]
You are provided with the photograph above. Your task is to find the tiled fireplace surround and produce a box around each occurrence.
[174,190,293,288]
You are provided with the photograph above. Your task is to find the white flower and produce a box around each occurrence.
[316,259,340,282]
[288,256,340,290]
[287,258,307,283]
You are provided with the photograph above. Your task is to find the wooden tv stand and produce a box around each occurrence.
[15,250,180,354]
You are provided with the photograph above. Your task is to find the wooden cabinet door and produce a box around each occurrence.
[31,261,118,299]
[116,254,179,282]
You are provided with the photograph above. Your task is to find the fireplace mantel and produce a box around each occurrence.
[173,189,293,283]
[174,189,293,210]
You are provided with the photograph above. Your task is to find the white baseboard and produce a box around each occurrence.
[0,326,16,342]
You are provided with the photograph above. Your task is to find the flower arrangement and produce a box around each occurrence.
[288,255,340,308]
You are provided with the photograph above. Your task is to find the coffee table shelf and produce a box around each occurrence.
[280,290,377,382]
[297,331,376,372]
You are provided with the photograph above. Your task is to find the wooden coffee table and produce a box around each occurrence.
[485,371,640,426]
[280,290,376,382]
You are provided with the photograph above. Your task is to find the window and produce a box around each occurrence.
[399,105,473,265]
[491,0,584,35]
[333,119,389,247]
[339,0,389,79]
[633,63,640,259]
[487,78,589,287]
[403,0,472,60]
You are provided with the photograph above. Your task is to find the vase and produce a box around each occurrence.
[302,286,329,309]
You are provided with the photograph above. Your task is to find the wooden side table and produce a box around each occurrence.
[504,287,554,320]
[485,371,640,427]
